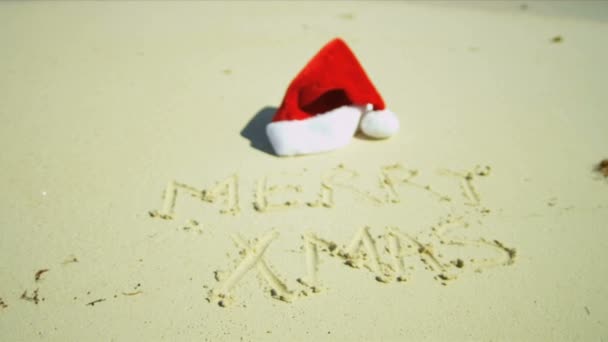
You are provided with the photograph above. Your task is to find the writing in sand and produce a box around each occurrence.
[149,163,516,307]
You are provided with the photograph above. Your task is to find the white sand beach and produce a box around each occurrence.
[1,1,607,340]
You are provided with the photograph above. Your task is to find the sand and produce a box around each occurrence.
[1,1,608,341]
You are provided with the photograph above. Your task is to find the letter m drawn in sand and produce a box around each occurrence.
[149,175,239,220]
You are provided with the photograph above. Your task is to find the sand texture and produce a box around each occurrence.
[1,1,608,341]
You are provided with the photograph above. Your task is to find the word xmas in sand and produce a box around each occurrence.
[206,223,515,307]
[149,163,515,307]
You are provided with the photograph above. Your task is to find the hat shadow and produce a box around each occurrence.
[240,106,277,156]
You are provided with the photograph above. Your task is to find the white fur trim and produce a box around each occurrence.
[360,109,399,139]
[266,105,364,156]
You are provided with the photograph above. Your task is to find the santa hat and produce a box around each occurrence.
[266,38,399,157]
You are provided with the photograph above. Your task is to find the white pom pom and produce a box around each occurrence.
[360,109,399,139]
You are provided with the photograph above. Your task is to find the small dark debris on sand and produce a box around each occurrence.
[452,258,465,268]
[121,290,143,297]
[0,298,7,309]
[35,269,49,282]
[596,159,608,177]
[20,289,41,304]
[86,298,106,307]
[551,36,563,43]
[62,255,79,264]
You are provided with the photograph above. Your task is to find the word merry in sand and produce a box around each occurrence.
[207,221,515,307]
[149,164,491,221]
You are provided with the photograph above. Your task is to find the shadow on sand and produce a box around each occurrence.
[240,106,277,156]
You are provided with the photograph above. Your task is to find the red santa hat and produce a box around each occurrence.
[266,38,399,157]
